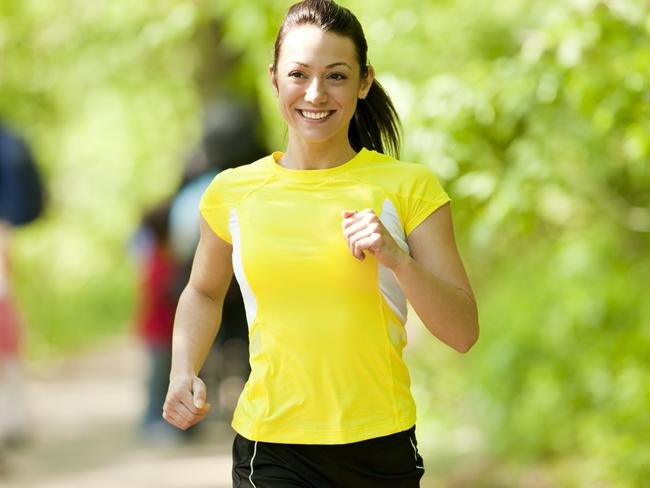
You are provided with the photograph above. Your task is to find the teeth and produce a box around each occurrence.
[301,110,331,120]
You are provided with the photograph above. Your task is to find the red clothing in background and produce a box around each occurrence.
[137,246,178,346]
[0,295,21,358]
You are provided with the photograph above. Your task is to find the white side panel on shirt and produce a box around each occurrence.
[229,208,258,329]
[378,198,409,324]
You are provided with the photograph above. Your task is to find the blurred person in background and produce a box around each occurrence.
[168,99,266,421]
[0,121,44,460]
[132,100,265,440]
[131,201,183,443]
[163,1,478,486]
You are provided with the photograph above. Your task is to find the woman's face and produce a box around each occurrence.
[270,25,374,150]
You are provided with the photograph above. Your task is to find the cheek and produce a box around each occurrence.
[277,90,302,121]
[342,92,360,113]
[278,84,300,103]
[276,86,293,106]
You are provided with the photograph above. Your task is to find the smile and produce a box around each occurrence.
[298,110,334,120]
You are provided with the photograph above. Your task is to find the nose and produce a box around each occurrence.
[304,77,327,104]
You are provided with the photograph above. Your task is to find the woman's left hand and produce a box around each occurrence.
[341,209,409,270]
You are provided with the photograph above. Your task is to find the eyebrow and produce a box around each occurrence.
[289,61,352,69]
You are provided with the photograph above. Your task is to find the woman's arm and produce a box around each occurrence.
[163,215,234,430]
[396,203,478,352]
[342,203,479,353]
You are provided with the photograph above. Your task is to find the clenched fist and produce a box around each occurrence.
[162,374,212,431]
[341,209,409,270]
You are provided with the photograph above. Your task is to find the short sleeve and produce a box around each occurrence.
[198,170,234,244]
[402,166,451,236]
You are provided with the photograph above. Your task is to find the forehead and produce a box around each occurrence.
[278,25,359,68]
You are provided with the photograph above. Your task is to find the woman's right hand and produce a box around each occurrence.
[162,374,212,430]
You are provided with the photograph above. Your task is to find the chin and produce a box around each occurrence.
[292,126,350,147]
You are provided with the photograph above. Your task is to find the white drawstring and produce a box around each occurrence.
[409,435,424,470]
[249,441,259,487]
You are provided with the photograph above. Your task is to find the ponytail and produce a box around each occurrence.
[349,79,401,158]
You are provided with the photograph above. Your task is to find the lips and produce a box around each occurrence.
[298,109,335,120]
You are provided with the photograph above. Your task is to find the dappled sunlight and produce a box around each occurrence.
[1,0,648,486]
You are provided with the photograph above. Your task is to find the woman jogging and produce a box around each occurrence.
[163,1,479,486]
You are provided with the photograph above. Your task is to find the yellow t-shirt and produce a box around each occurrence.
[200,147,450,444]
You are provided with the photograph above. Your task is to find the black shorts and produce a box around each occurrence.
[232,425,425,487]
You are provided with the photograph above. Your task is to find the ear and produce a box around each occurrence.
[358,65,375,100]
[269,64,279,97]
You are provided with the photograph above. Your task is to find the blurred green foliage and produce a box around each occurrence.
[1,0,649,485]
[1,0,203,353]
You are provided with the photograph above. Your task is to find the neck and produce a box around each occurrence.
[279,137,358,170]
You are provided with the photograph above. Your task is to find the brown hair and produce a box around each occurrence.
[271,0,401,158]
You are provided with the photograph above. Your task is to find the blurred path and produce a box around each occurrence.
[1,338,233,488]
[1,336,443,488]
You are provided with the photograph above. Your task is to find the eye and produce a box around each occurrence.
[328,73,347,81]
[288,71,306,79]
